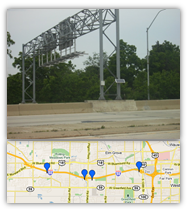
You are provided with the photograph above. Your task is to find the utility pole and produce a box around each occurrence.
[146,27,150,100]
[146,9,166,100]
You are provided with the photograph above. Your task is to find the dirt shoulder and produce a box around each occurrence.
[7,118,180,139]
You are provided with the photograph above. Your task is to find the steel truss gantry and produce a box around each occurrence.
[22,9,123,103]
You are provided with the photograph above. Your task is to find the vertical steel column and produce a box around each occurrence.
[39,53,40,67]
[115,9,122,100]
[22,44,25,103]
[99,9,105,100]
[74,38,76,52]
[54,50,56,60]
[42,54,43,65]
[33,51,36,103]
[146,28,150,100]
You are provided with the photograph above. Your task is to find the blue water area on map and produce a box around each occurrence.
[38,194,42,200]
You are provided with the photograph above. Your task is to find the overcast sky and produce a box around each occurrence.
[7,8,180,76]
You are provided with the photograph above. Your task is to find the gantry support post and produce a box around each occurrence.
[33,49,36,103]
[115,9,122,100]
[99,9,105,100]
[22,44,25,103]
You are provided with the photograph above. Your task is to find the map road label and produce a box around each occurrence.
[115,170,121,177]
[132,185,140,191]
[96,185,105,191]
[58,160,66,166]
[141,162,147,168]
[97,160,104,166]
[151,152,159,159]
[26,186,35,192]
[48,169,53,175]
[138,194,149,200]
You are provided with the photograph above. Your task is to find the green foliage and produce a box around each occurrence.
[133,70,147,100]
[141,40,180,100]
[84,52,108,68]
[7,73,22,104]
[147,40,180,75]
[7,40,180,104]
[149,70,180,99]
[108,40,143,87]
[7,32,15,58]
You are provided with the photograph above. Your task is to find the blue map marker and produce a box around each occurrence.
[44,163,50,173]
[89,170,95,180]
[136,161,142,172]
[81,169,88,180]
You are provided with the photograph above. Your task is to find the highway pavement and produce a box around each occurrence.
[7,109,180,127]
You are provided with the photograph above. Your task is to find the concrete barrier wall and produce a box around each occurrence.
[7,99,180,116]
[7,105,20,116]
[136,99,180,111]
[85,100,137,112]
[7,102,93,116]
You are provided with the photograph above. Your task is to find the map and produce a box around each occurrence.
[7,141,180,203]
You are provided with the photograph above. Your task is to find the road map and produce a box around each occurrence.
[7,141,180,203]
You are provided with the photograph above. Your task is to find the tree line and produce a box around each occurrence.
[7,33,180,104]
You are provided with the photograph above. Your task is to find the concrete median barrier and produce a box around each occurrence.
[7,102,93,116]
[50,103,93,114]
[136,99,180,111]
[7,99,180,116]
[7,105,20,116]
[19,103,53,115]
[85,100,137,112]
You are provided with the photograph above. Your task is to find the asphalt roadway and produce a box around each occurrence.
[7,109,179,127]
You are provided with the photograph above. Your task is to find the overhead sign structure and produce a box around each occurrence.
[22,9,124,103]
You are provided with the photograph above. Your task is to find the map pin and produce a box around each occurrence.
[44,163,50,173]
[81,169,88,180]
[89,170,95,180]
[136,161,142,172]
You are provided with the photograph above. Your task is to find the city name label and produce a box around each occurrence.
[105,151,122,154]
